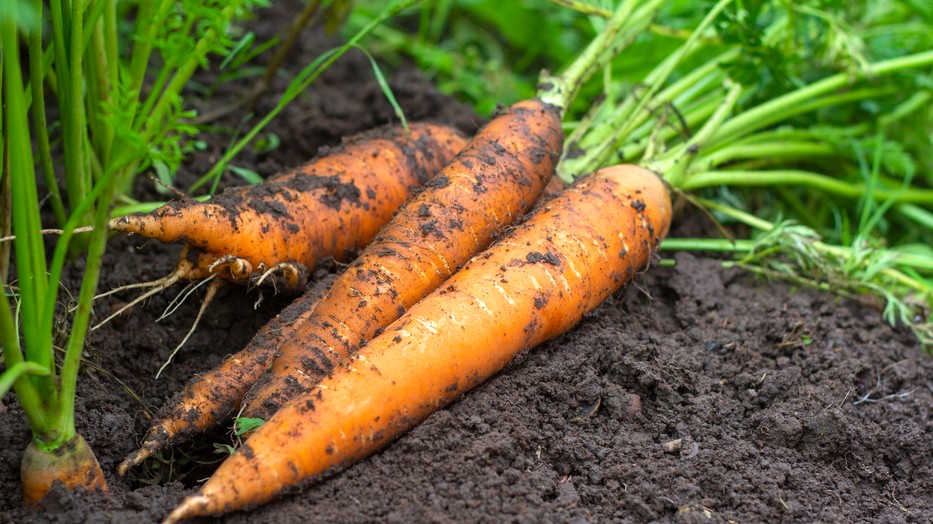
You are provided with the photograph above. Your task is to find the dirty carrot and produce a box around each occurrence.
[124,0,654,476]
[239,97,564,420]
[164,164,672,522]
[110,123,468,291]
[100,123,466,379]
[116,274,335,475]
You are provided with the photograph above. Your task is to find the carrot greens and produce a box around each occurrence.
[556,0,932,348]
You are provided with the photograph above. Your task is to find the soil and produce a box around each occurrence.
[2,3,932,523]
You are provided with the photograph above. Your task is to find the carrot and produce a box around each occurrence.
[110,123,469,291]
[134,0,645,457]
[21,434,107,504]
[134,0,652,484]
[163,164,672,522]
[116,274,335,475]
[238,97,564,421]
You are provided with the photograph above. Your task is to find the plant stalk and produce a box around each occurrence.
[538,0,663,113]
[29,0,66,226]
[706,51,933,149]
[682,169,933,204]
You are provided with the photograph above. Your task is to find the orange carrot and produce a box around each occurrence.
[21,435,107,504]
[116,274,335,475]
[238,98,563,420]
[163,164,672,522]
[110,123,468,290]
[126,0,640,446]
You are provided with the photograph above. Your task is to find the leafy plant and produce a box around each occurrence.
[0,0,266,501]
[552,0,933,347]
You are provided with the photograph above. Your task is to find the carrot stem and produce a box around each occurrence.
[28,0,66,227]
[693,141,838,171]
[52,177,118,443]
[654,80,744,186]
[559,8,739,178]
[660,238,756,252]
[2,4,56,410]
[538,0,662,112]
[661,237,933,274]
[0,362,51,399]
[63,0,88,219]
[139,4,240,142]
[702,86,901,153]
[682,169,933,204]
[899,205,933,230]
[0,289,50,432]
[612,91,725,166]
[126,0,173,106]
[705,51,933,149]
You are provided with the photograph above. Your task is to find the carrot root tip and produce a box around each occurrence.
[119,424,172,476]
[92,253,202,330]
[117,456,138,477]
[117,446,152,476]
[208,255,254,281]
[252,262,308,293]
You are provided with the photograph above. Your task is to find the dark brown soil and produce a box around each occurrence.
[2,3,931,523]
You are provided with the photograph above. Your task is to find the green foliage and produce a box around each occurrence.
[0,0,267,458]
[212,417,266,455]
[0,0,38,30]
[234,417,266,435]
[129,0,270,187]
[540,0,933,347]
[347,0,597,114]
[213,442,237,455]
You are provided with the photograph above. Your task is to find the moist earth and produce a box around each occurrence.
[2,2,931,523]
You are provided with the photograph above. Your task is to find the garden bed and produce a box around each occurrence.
[1,3,931,522]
